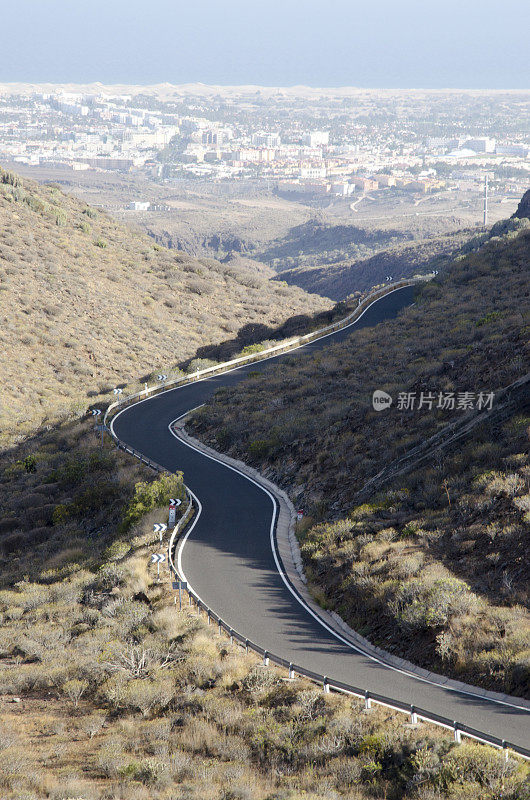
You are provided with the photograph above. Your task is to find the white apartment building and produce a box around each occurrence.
[300,164,327,179]
[303,131,329,147]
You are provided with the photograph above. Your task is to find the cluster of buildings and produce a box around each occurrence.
[0,88,528,202]
[0,91,179,174]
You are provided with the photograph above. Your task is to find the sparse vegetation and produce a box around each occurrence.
[190,224,530,695]
[0,419,527,799]
[0,165,330,448]
[274,228,480,300]
[1,165,529,797]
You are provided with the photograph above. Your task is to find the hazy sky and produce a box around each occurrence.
[2,0,529,89]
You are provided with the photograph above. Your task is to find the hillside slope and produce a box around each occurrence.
[274,229,474,300]
[0,167,330,446]
[189,217,530,694]
[2,422,526,799]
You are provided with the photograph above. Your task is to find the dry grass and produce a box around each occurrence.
[190,224,530,695]
[0,166,330,447]
[0,418,527,798]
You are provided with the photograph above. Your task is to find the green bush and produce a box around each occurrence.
[121,472,185,531]
[23,455,37,473]
[389,577,474,630]
[52,503,71,526]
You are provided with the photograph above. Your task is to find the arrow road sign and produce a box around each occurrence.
[153,523,167,544]
[157,374,167,381]
[151,551,166,581]
[168,498,181,527]
[153,523,167,534]
[113,388,123,395]
[89,409,101,416]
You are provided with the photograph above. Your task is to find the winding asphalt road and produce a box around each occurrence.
[111,286,529,751]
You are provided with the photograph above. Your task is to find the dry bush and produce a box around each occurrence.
[0,167,330,448]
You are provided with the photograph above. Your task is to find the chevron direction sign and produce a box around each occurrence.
[151,551,166,581]
[169,498,182,527]
[153,523,167,544]
[153,523,167,535]
[89,409,101,416]
[157,374,167,381]
[113,388,123,395]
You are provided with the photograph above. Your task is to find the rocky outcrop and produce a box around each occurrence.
[512,188,530,220]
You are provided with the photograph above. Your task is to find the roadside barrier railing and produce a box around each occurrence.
[166,526,530,762]
[103,276,530,763]
[103,277,427,429]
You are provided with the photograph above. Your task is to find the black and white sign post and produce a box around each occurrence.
[168,498,182,528]
[153,523,167,545]
[89,409,104,446]
[151,552,165,582]
[172,579,188,610]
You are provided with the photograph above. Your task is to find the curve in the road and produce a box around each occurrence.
[111,286,530,753]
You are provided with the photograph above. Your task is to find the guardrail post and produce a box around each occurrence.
[410,705,418,725]
[229,629,234,645]
[502,741,508,761]
[453,722,461,744]
[245,639,249,654]
[263,651,269,666]
[288,663,295,680]
[323,676,330,694]
[218,621,222,636]
[364,691,372,710]
[207,610,211,625]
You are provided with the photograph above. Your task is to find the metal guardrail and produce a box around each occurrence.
[103,278,425,429]
[102,278,530,762]
[165,554,530,761]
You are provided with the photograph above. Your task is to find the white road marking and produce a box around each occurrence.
[110,287,530,714]
[168,417,529,712]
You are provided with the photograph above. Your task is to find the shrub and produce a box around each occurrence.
[52,503,71,526]
[389,577,475,631]
[442,742,518,787]
[121,677,175,717]
[23,454,37,473]
[63,678,89,707]
[120,472,185,532]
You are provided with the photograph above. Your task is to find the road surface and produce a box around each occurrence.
[112,286,529,752]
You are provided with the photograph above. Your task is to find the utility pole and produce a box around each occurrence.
[483,174,489,228]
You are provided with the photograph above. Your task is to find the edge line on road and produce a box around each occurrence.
[109,285,414,437]
[167,417,529,713]
[109,286,530,715]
